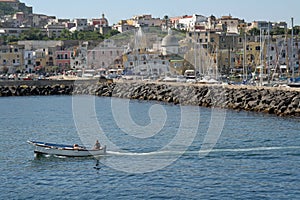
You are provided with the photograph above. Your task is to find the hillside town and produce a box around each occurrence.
[0,0,299,84]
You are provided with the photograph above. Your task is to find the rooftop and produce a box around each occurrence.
[0,0,18,2]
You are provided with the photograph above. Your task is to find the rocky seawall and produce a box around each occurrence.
[1,80,300,117]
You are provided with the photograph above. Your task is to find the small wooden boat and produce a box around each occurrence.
[27,140,106,157]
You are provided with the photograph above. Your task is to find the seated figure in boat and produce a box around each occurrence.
[94,140,101,150]
[73,144,81,150]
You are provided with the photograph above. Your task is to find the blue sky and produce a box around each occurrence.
[21,0,299,26]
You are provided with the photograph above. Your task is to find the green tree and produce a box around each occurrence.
[77,31,85,40]
[59,29,72,40]
[6,35,18,43]
[104,29,120,39]
[82,30,104,40]
[271,27,285,35]
[19,28,46,40]
[248,28,260,36]
[72,30,79,40]
[0,3,15,16]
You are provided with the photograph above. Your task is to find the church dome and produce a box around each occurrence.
[161,29,179,47]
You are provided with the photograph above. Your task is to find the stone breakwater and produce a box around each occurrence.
[1,80,300,117]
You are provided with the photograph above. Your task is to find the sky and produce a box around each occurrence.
[21,0,299,26]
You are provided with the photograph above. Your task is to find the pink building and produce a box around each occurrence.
[55,50,72,70]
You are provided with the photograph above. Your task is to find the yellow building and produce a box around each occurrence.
[0,44,25,73]
[35,49,47,68]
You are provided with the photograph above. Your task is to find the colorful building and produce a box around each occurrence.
[0,44,24,73]
[55,49,72,70]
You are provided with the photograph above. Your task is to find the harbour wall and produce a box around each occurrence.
[0,80,299,117]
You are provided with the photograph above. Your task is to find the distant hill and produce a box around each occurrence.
[0,0,32,17]
[0,2,15,16]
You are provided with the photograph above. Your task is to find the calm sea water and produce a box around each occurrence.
[0,96,299,199]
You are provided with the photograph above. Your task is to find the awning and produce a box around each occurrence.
[280,65,287,69]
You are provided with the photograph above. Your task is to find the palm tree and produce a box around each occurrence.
[60,29,71,40]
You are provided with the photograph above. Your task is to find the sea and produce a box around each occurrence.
[0,95,299,200]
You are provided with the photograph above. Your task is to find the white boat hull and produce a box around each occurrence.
[28,141,106,157]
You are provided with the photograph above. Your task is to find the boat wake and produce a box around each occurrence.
[201,146,300,153]
[106,146,300,157]
[106,150,176,156]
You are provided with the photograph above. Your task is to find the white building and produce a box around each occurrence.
[87,39,126,69]
[129,15,162,27]
[70,41,88,69]
[113,20,135,33]
[218,16,240,34]
[178,14,207,32]
[45,23,65,38]
[70,18,88,32]
[24,50,35,73]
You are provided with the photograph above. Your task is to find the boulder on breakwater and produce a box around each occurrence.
[0,80,299,117]
[108,82,300,117]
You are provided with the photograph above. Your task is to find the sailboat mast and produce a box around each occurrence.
[268,21,271,83]
[243,33,247,80]
[291,17,294,80]
[260,28,263,86]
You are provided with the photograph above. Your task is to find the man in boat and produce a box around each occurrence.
[94,140,101,150]
[73,144,80,150]
[73,144,86,150]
